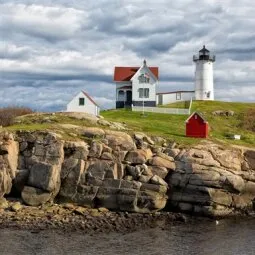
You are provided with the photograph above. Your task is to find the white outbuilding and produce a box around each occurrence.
[156,90,195,105]
[66,90,100,116]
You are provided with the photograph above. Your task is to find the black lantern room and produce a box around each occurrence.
[193,45,215,62]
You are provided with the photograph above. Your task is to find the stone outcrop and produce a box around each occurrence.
[17,131,64,205]
[5,129,168,212]
[168,142,255,217]
[0,129,254,217]
[212,110,234,116]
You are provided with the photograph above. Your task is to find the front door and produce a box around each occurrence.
[126,90,132,106]
[158,94,163,105]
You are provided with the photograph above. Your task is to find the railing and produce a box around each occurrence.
[193,54,215,62]
[132,106,190,115]
[132,97,193,115]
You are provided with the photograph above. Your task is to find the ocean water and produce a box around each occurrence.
[1,218,255,255]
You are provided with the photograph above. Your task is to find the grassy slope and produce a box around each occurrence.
[4,101,254,147]
[101,101,255,146]
[6,114,97,141]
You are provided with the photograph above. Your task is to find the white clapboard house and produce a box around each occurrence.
[66,90,100,116]
[114,60,159,108]
[114,60,194,108]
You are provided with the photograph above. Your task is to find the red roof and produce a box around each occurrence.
[156,90,194,95]
[82,90,99,107]
[185,112,207,123]
[114,67,159,81]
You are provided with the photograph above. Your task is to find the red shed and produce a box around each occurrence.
[185,112,209,138]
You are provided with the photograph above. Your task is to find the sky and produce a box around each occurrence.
[1,0,255,111]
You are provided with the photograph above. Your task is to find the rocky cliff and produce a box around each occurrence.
[0,129,254,217]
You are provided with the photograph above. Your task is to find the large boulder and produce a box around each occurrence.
[148,156,176,170]
[82,127,105,138]
[28,162,60,192]
[86,161,118,180]
[21,186,52,206]
[125,149,152,164]
[148,166,168,179]
[105,130,136,151]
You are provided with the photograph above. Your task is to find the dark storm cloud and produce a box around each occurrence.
[2,70,112,83]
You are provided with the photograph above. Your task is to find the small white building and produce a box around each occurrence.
[114,60,159,108]
[66,90,100,116]
[156,91,194,105]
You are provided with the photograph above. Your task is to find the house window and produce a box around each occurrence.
[176,92,181,100]
[118,90,124,100]
[138,73,150,83]
[79,97,85,106]
[207,91,211,98]
[138,88,149,98]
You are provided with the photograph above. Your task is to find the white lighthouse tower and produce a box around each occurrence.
[193,45,215,100]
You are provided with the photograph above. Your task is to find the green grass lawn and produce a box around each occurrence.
[5,101,254,147]
[102,101,255,147]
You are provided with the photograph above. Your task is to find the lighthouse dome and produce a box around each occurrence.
[199,45,210,53]
[199,45,210,60]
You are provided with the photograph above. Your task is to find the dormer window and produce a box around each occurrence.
[138,73,150,83]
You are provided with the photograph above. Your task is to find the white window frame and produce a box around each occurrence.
[138,88,149,98]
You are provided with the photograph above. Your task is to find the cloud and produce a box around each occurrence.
[1,3,85,42]
[0,1,254,112]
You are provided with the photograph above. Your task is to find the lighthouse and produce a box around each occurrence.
[193,45,215,100]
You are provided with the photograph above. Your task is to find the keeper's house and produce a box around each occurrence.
[114,60,159,108]
[114,60,195,108]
